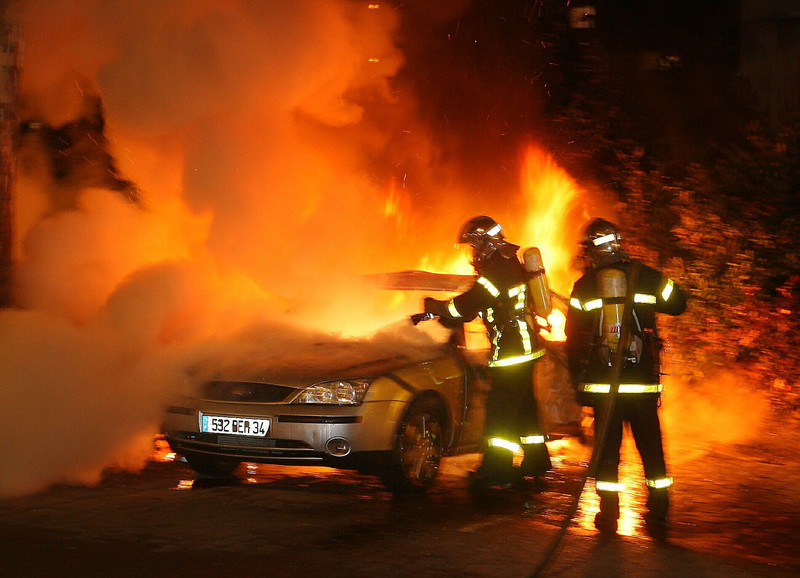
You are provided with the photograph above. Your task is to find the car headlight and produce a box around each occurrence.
[293,380,371,405]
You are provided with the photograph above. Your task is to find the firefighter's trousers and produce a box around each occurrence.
[479,361,551,483]
[591,393,669,519]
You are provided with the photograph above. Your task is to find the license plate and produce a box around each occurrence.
[201,414,270,437]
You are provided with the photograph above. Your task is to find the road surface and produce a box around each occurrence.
[2,412,799,577]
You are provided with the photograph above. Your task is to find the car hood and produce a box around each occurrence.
[186,334,447,388]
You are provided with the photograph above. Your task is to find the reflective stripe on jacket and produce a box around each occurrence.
[565,259,687,388]
[578,383,663,394]
[444,252,544,368]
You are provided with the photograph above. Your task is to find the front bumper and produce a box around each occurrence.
[162,398,407,465]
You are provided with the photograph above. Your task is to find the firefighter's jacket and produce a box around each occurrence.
[566,258,687,402]
[427,249,544,368]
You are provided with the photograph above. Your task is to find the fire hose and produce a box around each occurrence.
[528,262,641,577]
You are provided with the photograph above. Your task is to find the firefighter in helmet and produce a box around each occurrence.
[566,218,687,535]
[423,216,552,489]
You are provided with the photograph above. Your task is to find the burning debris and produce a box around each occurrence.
[19,94,141,211]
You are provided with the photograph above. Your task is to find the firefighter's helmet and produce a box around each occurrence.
[583,218,625,267]
[458,215,505,268]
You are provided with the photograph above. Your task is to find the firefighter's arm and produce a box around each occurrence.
[656,276,688,316]
[423,297,467,329]
[423,297,449,317]
[565,290,592,387]
[425,278,486,323]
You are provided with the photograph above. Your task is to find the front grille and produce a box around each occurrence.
[201,380,296,403]
[217,434,277,448]
[278,415,362,424]
[167,431,321,460]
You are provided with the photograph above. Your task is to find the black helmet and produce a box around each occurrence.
[458,216,505,268]
[458,215,504,245]
[583,218,625,267]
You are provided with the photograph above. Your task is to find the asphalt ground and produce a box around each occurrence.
[1,411,798,577]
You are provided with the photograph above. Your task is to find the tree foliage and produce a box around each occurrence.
[545,34,800,410]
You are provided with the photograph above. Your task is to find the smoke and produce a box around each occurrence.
[1,0,441,498]
[661,371,769,453]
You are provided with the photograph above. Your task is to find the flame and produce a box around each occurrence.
[517,145,582,297]
[417,249,474,276]
[384,178,407,221]
[539,309,567,342]
[405,146,581,342]
[517,146,583,342]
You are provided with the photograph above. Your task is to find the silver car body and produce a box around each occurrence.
[163,337,487,465]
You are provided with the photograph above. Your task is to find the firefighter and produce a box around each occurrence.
[566,218,687,536]
[423,216,552,489]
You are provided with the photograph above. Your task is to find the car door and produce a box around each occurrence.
[447,322,490,453]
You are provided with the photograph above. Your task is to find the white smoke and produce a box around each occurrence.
[0,0,434,498]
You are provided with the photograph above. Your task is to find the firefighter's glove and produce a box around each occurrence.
[423,297,449,317]
[423,297,460,328]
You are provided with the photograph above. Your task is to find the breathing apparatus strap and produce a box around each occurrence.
[587,260,641,479]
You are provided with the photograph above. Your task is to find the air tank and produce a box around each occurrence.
[522,247,553,319]
[597,268,626,352]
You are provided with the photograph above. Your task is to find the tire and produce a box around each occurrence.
[381,396,446,494]
[184,453,241,477]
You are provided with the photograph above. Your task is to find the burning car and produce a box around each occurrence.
[162,272,579,493]
[163,327,487,492]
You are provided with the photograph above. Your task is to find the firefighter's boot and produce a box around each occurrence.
[644,488,669,540]
[520,443,552,477]
[471,447,514,489]
[594,491,620,534]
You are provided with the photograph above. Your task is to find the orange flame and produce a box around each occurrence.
[517,145,582,297]
[517,146,583,342]
[540,310,567,342]
[407,146,582,342]
[417,248,474,276]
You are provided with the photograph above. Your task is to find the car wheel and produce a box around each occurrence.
[184,453,241,477]
[382,396,445,494]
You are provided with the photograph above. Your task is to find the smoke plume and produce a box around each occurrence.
[2,0,426,498]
